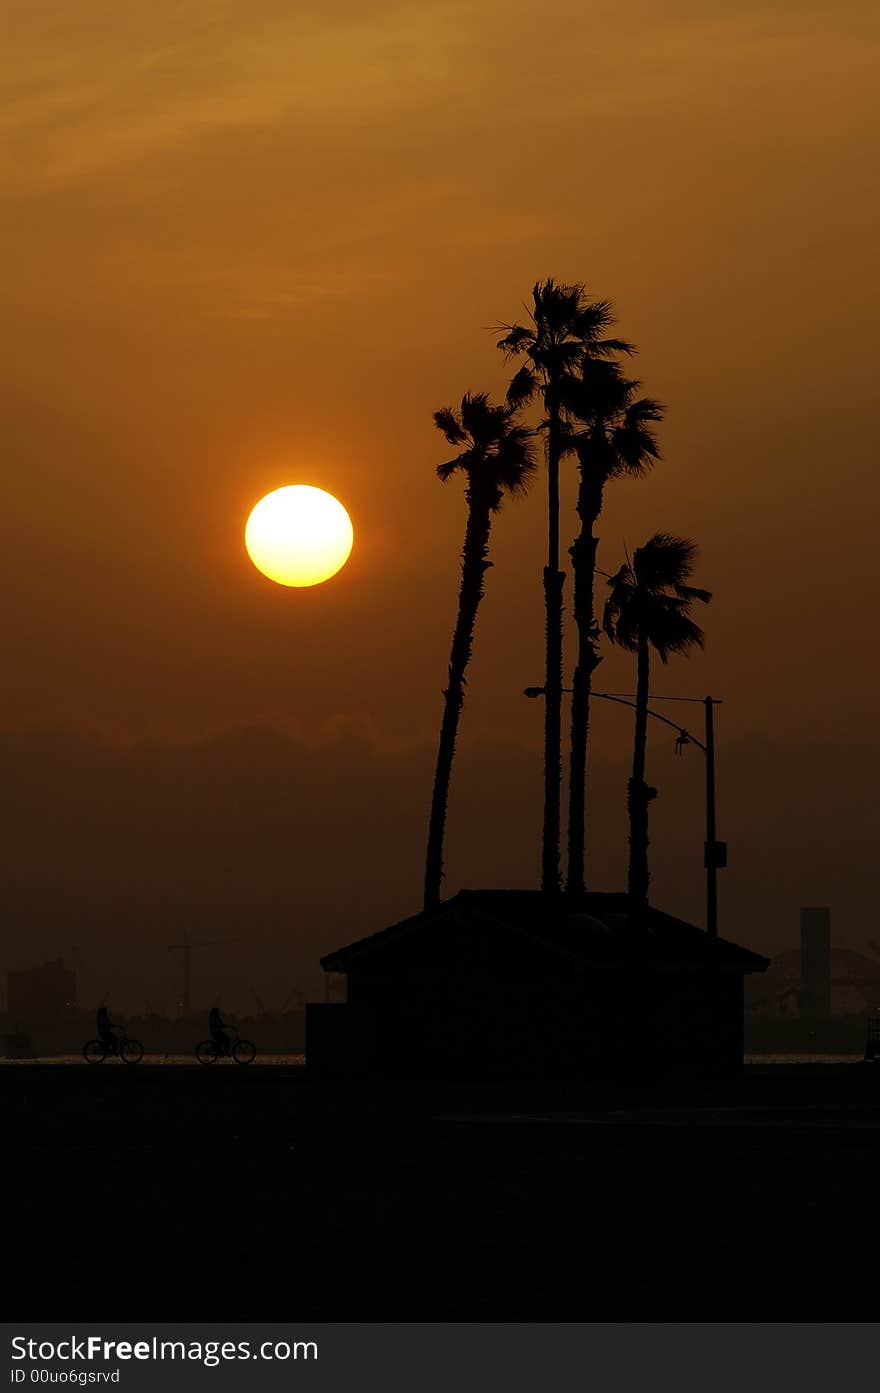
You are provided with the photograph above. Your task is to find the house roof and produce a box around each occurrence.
[321,889,771,975]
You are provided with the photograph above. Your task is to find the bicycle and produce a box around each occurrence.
[195,1034,256,1065]
[83,1034,144,1065]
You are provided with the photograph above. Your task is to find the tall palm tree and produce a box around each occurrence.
[603,534,711,907]
[562,365,664,895]
[424,393,536,912]
[497,279,632,893]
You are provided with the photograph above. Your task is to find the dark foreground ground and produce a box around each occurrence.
[4,1062,878,1320]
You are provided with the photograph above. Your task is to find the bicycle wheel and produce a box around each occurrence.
[196,1039,219,1065]
[83,1039,106,1065]
[120,1038,144,1064]
[232,1039,256,1065]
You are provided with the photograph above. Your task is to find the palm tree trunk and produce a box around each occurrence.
[424,492,494,911]
[541,399,565,895]
[566,476,603,895]
[627,630,651,905]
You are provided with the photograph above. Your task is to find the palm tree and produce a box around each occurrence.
[424,393,536,912]
[497,279,632,893]
[562,365,664,895]
[603,534,711,907]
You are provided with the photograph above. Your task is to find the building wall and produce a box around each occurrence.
[6,960,76,1025]
[343,954,746,1080]
[639,972,743,1077]
[351,969,602,1078]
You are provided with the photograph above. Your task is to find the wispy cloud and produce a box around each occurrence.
[1,2,473,185]
[3,0,875,193]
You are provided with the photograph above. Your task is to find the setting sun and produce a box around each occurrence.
[245,484,354,587]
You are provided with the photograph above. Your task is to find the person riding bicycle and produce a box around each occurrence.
[208,1006,231,1056]
[96,1005,121,1054]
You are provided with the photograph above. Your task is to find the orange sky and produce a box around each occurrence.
[2,1,879,990]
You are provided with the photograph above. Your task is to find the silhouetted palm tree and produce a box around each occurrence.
[563,365,663,894]
[424,394,536,912]
[603,534,711,907]
[497,280,632,893]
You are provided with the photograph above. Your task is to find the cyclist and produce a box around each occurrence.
[96,1005,121,1055]
[208,1006,232,1056]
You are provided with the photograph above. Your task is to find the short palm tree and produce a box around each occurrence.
[497,279,632,893]
[563,365,664,895]
[603,534,711,907]
[424,393,536,912]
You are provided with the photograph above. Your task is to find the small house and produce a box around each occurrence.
[308,889,769,1080]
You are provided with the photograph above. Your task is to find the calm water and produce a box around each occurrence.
[0,1052,866,1067]
[0,1052,307,1066]
[745,1053,864,1065]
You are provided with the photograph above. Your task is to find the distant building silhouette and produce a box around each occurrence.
[800,907,831,1021]
[6,959,75,1024]
[307,890,769,1080]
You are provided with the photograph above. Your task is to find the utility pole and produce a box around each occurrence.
[704,696,718,939]
[525,685,727,935]
[702,696,727,940]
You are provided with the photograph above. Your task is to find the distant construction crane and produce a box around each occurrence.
[167,932,238,1016]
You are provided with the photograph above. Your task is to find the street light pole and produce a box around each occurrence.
[704,695,718,940]
[524,686,726,937]
[595,691,726,937]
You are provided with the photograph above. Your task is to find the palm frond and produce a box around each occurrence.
[553,339,588,370]
[603,533,709,661]
[561,360,630,422]
[506,364,537,407]
[495,432,538,496]
[593,336,636,357]
[633,533,700,590]
[496,324,533,356]
[624,396,664,426]
[602,564,637,646]
[433,407,465,446]
[557,418,581,457]
[434,390,535,505]
[609,420,661,477]
[458,391,494,439]
[674,582,712,606]
[652,611,706,663]
[436,453,468,482]
[533,276,576,313]
[570,299,616,340]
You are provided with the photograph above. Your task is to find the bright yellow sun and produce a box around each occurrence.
[245,484,354,587]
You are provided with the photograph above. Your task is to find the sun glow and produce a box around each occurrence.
[245,484,354,587]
